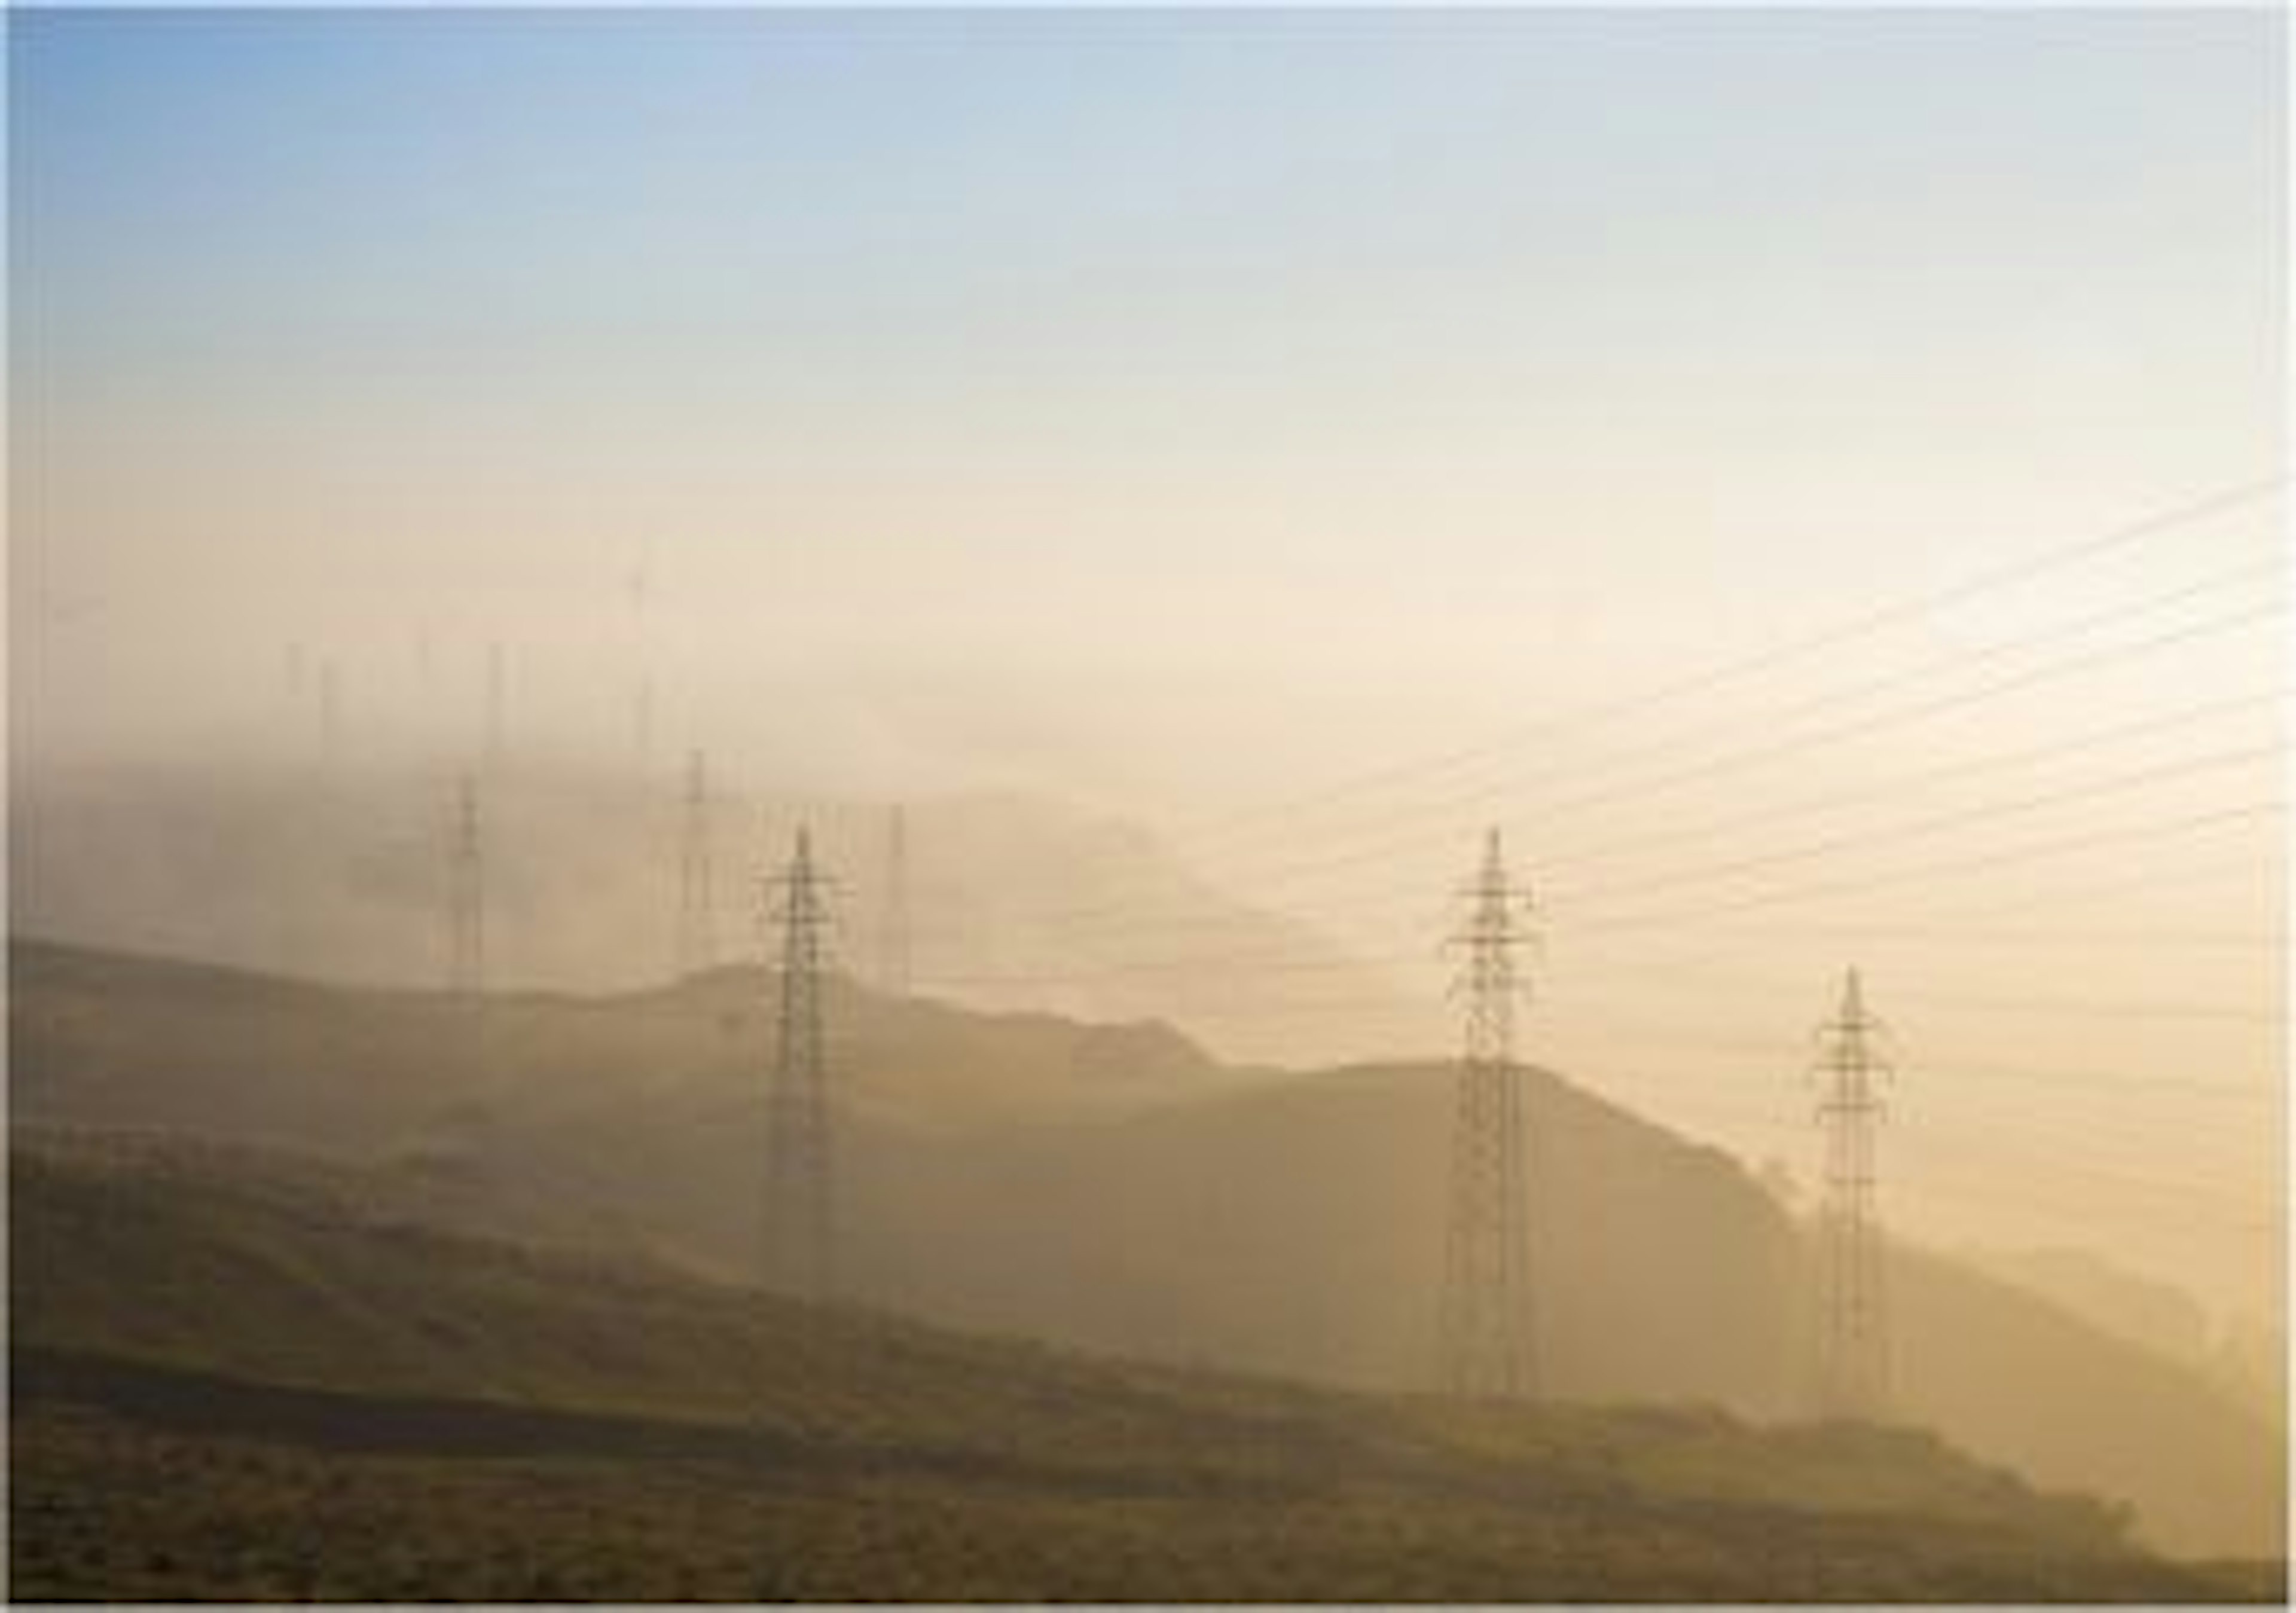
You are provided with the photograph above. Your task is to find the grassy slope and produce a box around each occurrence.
[9,1135,2249,1604]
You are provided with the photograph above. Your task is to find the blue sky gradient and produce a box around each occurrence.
[11,8,2285,784]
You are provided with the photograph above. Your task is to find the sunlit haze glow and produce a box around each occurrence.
[10,8,2285,1335]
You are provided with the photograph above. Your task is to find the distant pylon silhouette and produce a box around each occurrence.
[447,770,484,1000]
[676,747,715,977]
[628,538,654,763]
[484,641,506,768]
[317,656,341,770]
[1440,827,1540,1399]
[880,804,911,996]
[1812,966,1892,1420]
[762,826,837,1301]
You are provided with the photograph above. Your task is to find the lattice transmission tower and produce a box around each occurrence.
[1439,827,1541,1399]
[1812,966,1893,1420]
[676,748,715,977]
[762,826,838,1301]
[446,769,484,1000]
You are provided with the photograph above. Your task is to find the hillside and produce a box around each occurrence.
[8,1133,2246,1603]
[8,937,2284,1559]
[1965,1244,2287,1429]
[7,934,1259,1149]
[9,759,1416,1062]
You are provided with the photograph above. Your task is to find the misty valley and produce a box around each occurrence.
[5,769,2285,1602]
[11,7,2288,1605]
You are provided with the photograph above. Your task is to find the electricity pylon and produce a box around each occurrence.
[880,804,911,996]
[1812,966,1892,1420]
[676,747,715,977]
[762,826,837,1302]
[447,769,484,1000]
[1440,827,1540,1400]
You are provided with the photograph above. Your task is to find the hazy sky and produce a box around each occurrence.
[10,9,2286,1318]
[14,9,2283,779]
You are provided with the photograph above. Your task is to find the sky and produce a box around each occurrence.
[13,9,2283,781]
[8,8,2288,1321]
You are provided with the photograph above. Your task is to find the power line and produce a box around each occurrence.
[1251,591,2280,917]
[1558,972,2278,1025]
[1010,680,2284,955]
[1001,479,2286,935]
[1177,558,2283,904]
[1577,801,2286,939]
[1086,985,2279,1110]
[1579,842,2279,955]
[1557,742,2280,915]
[1518,602,2282,871]
[1176,990,2285,1114]
[1583,1074,2280,1225]
[994,580,2285,943]
[912,797,2283,991]
[1576,1094,2279,1240]
[1528,687,2282,890]
[1534,1025,2279,1104]
[1158,475,2285,853]
[1538,1036,2278,1174]
[1532,1034,2279,1213]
